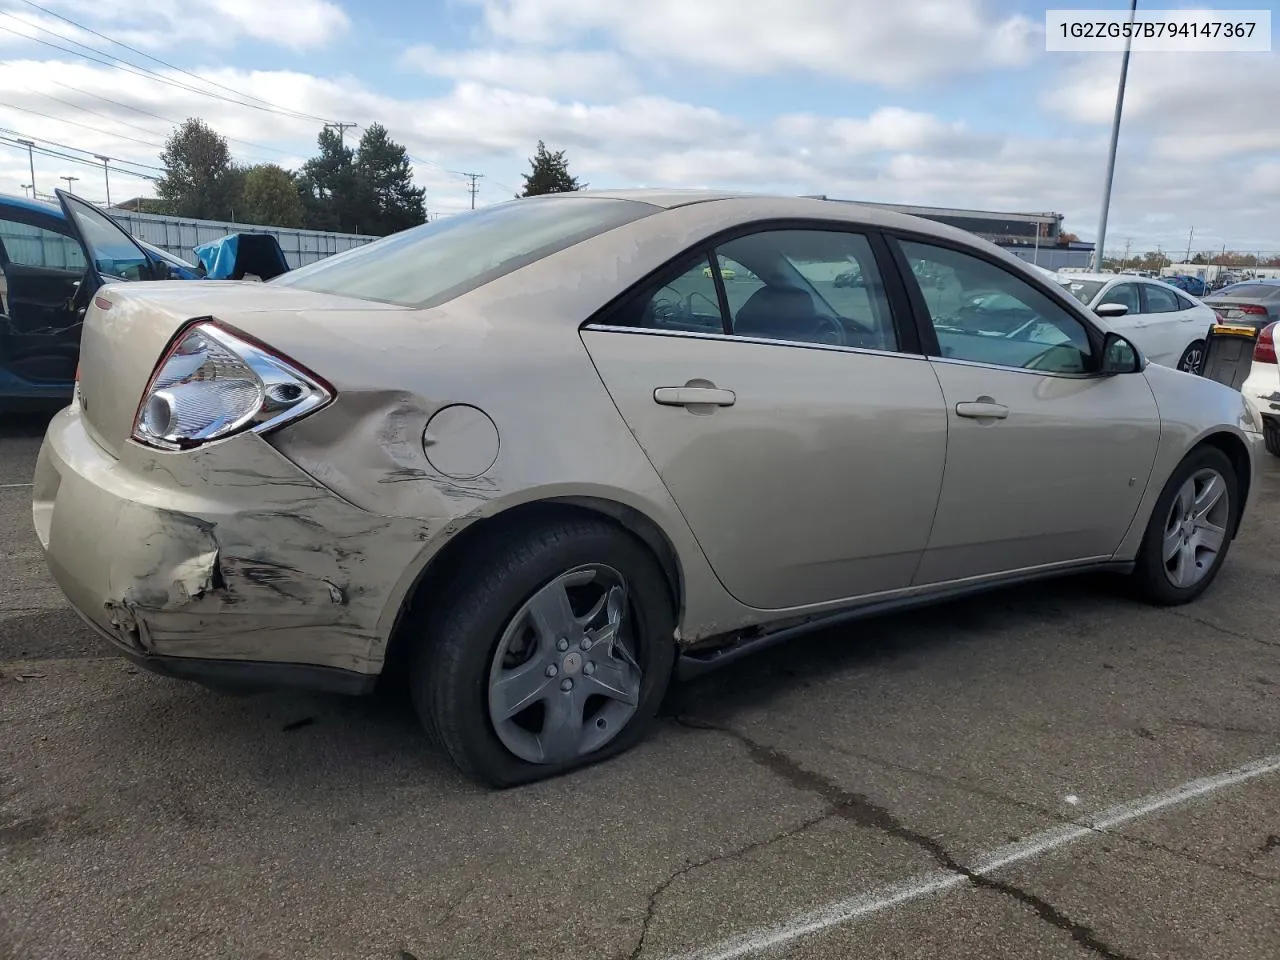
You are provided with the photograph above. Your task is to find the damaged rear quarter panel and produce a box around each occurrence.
[50,416,430,673]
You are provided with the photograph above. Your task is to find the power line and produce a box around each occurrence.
[15,0,332,125]
[0,124,166,172]
[0,17,333,126]
[0,134,159,180]
[0,98,166,150]
[45,80,310,162]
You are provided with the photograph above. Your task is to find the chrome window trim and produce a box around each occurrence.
[581,322,927,362]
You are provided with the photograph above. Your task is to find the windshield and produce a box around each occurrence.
[273,196,657,308]
[1056,278,1106,305]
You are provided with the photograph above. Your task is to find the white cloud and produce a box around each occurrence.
[399,45,636,99]
[0,46,1276,252]
[2,0,350,52]
[468,0,1039,85]
[1044,52,1280,161]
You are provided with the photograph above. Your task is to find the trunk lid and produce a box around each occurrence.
[77,281,412,457]
[1202,297,1274,325]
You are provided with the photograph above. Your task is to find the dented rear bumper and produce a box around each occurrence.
[32,404,430,688]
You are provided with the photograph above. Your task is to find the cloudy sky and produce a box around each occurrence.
[0,0,1276,254]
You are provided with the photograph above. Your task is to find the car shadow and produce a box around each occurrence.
[88,571,1131,802]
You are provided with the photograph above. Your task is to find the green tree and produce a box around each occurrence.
[297,127,360,232]
[352,123,426,235]
[519,140,584,197]
[238,164,305,228]
[156,118,240,220]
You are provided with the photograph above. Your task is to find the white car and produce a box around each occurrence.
[1240,321,1280,456]
[1055,273,1217,373]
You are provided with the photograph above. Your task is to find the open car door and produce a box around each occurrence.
[54,189,173,295]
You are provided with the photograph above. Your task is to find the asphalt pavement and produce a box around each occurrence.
[2,409,1278,960]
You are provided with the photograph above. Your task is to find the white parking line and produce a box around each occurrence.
[667,753,1280,960]
[0,482,33,488]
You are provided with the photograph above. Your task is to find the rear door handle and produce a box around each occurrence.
[955,399,1009,420]
[653,386,736,407]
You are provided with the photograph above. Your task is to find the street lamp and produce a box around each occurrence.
[16,139,36,195]
[19,184,31,198]
[61,175,79,194]
[1093,0,1139,271]
[94,155,111,206]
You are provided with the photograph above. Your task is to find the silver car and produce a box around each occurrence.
[32,191,1265,786]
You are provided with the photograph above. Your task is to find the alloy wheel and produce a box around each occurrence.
[486,564,642,764]
[1161,468,1230,588]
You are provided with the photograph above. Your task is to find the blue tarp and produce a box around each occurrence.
[194,234,240,280]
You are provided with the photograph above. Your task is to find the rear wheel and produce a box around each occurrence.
[1264,418,1280,458]
[1130,446,1238,605]
[411,517,676,787]
[1177,339,1206,374]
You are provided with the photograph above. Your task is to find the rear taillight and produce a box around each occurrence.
[1240,305,1267,316]
[1255,322,1277,365]
[132,320,332,450]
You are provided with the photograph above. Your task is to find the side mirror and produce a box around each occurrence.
[1101,332,1142,375]
[1095,302,1129,317]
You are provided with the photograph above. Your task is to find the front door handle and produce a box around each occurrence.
[955,399,1009,420]
[654,386,737,407]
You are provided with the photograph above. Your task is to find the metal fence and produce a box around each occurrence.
[104,208,377,269]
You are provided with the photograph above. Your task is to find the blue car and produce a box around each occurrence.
[1,190,287,405]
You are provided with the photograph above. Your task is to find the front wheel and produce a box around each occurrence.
[1130,446,1239,605]
[411,516,676,787]
[1177,339,1206,374]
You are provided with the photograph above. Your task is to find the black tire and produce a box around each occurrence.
[1177,339,1206,374]
[1264,418,1280,458]
[410,516,676,788]
[1130,445,1240,606]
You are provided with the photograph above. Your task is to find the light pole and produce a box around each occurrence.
[16,139,36,196]
[94,155,111,206]
[61,175,79,194]
[1092,0,1138,271]
[19,183,31,198]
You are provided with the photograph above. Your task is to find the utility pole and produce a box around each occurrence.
[61,175,78,194]
[459,171,484,209]
[1122,238,1132,271]
[17,139,36,195]
[1184,226,1195,263]
[324,122,357,145]
[1092,0,1138,271]
[95,155,111,206]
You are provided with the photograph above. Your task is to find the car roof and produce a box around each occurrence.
[0,192,63,217]
[551,190,999,244]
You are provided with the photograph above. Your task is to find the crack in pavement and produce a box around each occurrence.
[628,807,831,960]
[1166,610,1279,649]
[1114,831,1280,885]
[670,716,1141,960]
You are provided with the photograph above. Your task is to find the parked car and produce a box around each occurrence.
[33,191,1264,787]
[1054,272,1217,372]
[1203,280,1280,332]
[1162,275,1211,297]
[0,190,288,405]
[1239,321,1280,456]
[702,264,735,281]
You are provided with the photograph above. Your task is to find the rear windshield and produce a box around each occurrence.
[1214,283,1280,300]
[272,196,657,308]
